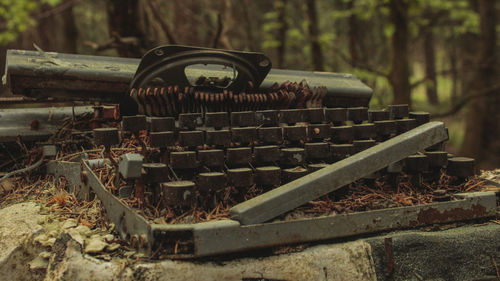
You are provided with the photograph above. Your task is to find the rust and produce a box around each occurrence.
[30,119,40,130]
[384,237,395,277]
[135,178,145,202]
[102,105,120,120]
[126,81,323,117]
[412,204,487,226]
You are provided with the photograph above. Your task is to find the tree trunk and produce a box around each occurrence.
[173,0,201,46]
[347,0,358,65]
[31,3,78,53]
[276,0,288,68]
[240,0,258,51]
[457,32,478,109]
[461,0,499,168]
[388,0,411,106]
[106,0,148,57]
[60,5,78,53]
[448,35,459,105]
[423,25,438,104]
[305,0,323,71]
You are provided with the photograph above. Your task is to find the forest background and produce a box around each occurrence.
[0,0,498,168]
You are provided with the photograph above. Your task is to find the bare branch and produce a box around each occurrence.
[332,45,389,78]
[212,13,223,48]
[432,84,500,118]
[148,0,177,44]
[410,69,454,89]
[34,0,82,20]
[83,33,140,52]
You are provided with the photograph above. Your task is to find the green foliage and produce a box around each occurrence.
[450,8,479,34]
[383,24,395,38]
[261,8,280,51]
[0,0,61,45]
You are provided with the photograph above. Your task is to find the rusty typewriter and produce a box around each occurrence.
[1,45,497,258]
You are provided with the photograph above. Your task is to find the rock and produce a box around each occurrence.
[0,178,14,194]
[61,219,77,229]
[103,234,114,243]
[34,234,49,244]
[84,237,108,254]
[39,237,56,248]
[29,256,48,270]
[39,251,52,259]
[44,239,375,281]
[99,254,112,261]
[0,202,44,279]
[45,239,132,280]
[75,225,92,237]
[34,233,56,248]
[106,243,121,252]
[66,228,85,245]
[124,251,136,258]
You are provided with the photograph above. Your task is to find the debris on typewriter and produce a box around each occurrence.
[0,45,497,259]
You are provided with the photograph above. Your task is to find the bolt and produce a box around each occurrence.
[80,171,88,185]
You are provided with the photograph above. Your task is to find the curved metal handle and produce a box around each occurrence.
[130,45,272,92]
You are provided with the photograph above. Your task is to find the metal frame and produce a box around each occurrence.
[230,121,449,225]
[50,160,496,258]
[44,139,497,258]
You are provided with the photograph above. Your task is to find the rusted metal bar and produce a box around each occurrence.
[0,106,93,142]
[384,237,395,277]
[4,49,373,107]
[230,121,449,225]
[152,192,496,258]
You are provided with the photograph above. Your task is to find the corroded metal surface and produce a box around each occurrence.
[0,106,93,142]
[46,160,89,200]
[151,192,496,258]
[230,121,449,225]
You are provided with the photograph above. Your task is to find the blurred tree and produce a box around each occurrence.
[0,0,61,45]
[276,0,288,68]
[388,0,410,105]
[347,0,358,66]
[461,0,499,168]
[173,0,200,46]
[34,2,78,53]
[422,7,438,105]
[239,0,259,52]
[306,0,324,71]
[106,0,150,57]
